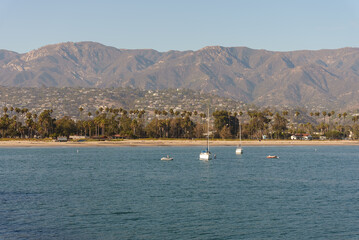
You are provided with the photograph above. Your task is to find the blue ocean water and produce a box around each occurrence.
[1,146,359,239]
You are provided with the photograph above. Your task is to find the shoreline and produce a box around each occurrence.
[0,139,358,147]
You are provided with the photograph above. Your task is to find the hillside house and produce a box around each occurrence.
[291,134,312,140]
[291,134,302,140]
[302,134,313,140]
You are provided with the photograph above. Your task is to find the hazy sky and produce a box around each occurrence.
[1,0,359,53]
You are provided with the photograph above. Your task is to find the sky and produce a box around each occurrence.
[1,0,359,53]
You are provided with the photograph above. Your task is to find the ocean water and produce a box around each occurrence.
[1,146,359,239]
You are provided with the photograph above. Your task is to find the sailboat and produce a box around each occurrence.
[199,108,212,160]
[235,124,243,154]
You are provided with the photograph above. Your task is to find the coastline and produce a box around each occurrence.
[0,139,358,147]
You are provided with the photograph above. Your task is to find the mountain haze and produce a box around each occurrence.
[1,42,359,109]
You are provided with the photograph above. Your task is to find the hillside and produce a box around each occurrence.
[0,87,244,120]
[1,42,359,109]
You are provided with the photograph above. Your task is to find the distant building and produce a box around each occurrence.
[302,134,312,140]
[69,135,87,140]
[348,131,353,139]
[112,134,124,139]
[291,134,302,140]
[291,134,312,140]
[57,136,68,142]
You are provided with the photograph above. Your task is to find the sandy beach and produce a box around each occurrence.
[0,139,358,147]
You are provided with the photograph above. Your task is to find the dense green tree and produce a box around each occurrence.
[1,104,359,141]
[181,116,195,139]
[119,114,134,138]
[247,111,270,139]
[0,114,11,137]
[169,117,182,138]
[219,125,231,139]
[25,112,35,138]
[54,116,77,137]
[38,110,54,137]
[325,130,344,140]
[193,123,204,138]
[271,113,288,139]
[145,118,160,138]
[212,110,239,138]
[352,124,359,139]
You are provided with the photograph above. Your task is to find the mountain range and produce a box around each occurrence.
[1,41,359,110]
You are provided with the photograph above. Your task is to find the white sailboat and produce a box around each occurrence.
[236,124,243,154]
[199,108,212,160]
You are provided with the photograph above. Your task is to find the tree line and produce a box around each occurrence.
[1,106,359,140]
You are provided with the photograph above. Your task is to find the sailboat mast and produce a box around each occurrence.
[207,108,210,152]
[240,124,242,147]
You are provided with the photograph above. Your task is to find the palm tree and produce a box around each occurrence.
[79,107,84,120]
[327,112,332,130]
[94,116,101,136]
[38,110,53,137]
[9,107,14,117]
[330,110,335,118]
[87,120,94,137]
[352,116,359,124]
[322,111,327,123]
[25,112,34,138]
[294,111,300,131]
[0,113,11,137]
[100,117,106,136]
[81,121,88,136]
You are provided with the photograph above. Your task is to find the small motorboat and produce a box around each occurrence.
[161,155,173,161]
[266,155,278,159]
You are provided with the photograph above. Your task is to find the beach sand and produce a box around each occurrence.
[0,139,358,147]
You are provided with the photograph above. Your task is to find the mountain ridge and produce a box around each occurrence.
[1,41,359,110]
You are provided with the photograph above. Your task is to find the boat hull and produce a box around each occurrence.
[199,152,212,160]
[236,148,243,154]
